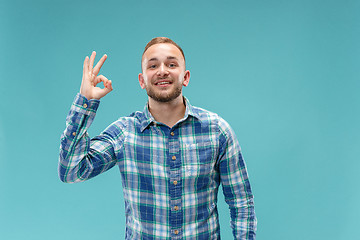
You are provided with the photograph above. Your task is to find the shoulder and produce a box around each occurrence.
[190,105,239,151]
[191,105,232,133]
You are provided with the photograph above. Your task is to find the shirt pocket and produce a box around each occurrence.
[182,141,215,177]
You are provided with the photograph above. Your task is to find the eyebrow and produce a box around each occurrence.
[148,56,179,62]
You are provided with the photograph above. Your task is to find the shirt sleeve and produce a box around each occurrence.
[58,93,119,183]
[217,118,257,239]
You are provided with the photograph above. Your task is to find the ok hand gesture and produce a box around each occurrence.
[80,51,113,100]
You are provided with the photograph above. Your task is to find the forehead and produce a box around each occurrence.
[143,43,184,63]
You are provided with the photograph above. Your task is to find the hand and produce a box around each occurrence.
[80,51,113,100]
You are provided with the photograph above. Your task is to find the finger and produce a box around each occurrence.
[93,54,107,76]
[95,75,108,86]
[92,77,101,86]
[107,80,113,91]
[101,79,112,90]
[96,75,108,81]
[101,80,113,94]
[83,56,89,78]
[96,75,113,91]
[103,79,109,88]
[89,51,96,72]
[94,78,113,99]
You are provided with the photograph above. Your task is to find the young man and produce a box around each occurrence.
[59,37,257,239]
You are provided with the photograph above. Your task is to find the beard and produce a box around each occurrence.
[145,80,182,103]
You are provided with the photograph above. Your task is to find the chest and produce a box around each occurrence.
[118,124,219,179]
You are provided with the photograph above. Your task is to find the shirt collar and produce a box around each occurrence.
[139,96,201,132]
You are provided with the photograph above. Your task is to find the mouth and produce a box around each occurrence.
[155,79,172,86]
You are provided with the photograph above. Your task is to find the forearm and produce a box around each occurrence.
[59,93,115,183]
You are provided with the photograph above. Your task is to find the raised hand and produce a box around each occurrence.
[80,51,113,100]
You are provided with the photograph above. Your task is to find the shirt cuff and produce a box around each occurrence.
[71,93,100,114]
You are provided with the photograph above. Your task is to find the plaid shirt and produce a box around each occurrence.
[59,93,257,239]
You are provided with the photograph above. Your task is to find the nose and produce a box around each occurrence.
[157,63,169,77]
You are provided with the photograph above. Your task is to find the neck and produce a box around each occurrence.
[148,95,186,128]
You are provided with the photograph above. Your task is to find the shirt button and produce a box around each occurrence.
[172,156,176,160]
[174,206,179,211]
[72,132,76,136]
[174,230,179,235]
[83,103,88,108]
[173,180,178,185]
[170,132,175,136]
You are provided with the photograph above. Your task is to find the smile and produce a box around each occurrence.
[155,80,172,85]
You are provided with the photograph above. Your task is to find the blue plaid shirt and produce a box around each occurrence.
[59,93,257,239]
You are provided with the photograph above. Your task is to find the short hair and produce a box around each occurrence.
[142,37,185,62]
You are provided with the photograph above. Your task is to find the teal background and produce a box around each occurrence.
[1,0,359,239]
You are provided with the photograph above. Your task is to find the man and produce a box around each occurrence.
[59,37,257,239]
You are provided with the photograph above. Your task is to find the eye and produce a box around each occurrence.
[169,63,177,68]
[149,64,157,69]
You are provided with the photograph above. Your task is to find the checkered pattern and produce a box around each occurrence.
[59,93,257,239]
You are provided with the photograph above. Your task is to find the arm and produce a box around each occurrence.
[218,119,257,239]
[59,52,116,183]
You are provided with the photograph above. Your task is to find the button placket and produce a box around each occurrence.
[168,128,182,234]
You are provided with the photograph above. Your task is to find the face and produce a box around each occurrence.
[139,43,190,103]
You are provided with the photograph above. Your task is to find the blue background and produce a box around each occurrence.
[1,0,359,239]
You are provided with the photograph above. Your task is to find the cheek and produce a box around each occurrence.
[176,72,185,82]
[145,72,155,81]
[142,73,149,82]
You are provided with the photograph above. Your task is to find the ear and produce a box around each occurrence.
[138,73,146,89]
[182,70,190,87]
